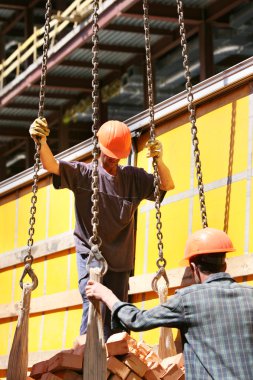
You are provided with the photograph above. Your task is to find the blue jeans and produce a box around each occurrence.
[77,252,130,341]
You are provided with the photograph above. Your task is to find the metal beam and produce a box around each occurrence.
[123,2,202,25]
[0,0,139,106]
[206,0,249,21]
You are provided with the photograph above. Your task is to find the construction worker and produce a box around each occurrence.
[29,117,174,341]
[86,227,253,379]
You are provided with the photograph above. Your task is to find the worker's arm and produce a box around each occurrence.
[29,118,60,175]
[146,140,175,191]
[86,280,119,310]
[86,280,185,332]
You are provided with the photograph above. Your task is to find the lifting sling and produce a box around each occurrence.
[82,1,108,379]
[6,2,52,379]
[143,0,177,359]
[176,0,208,228]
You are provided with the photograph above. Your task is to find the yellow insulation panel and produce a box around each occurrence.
[0,269,13,304]
[48,185,72,237]
[0,198,16,253]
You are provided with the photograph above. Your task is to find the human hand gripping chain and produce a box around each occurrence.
[146,139,163,160]
[29,117,50,145]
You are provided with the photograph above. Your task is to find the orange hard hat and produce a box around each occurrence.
[97,120,131,159]
[183,227,235,263]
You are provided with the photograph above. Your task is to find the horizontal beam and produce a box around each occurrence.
[0,350,62,374]
[0,253,253,320]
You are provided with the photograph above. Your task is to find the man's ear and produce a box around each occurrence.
[189,261,195,273]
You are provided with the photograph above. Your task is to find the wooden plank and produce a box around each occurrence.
[0,231,75,269]
[0,254,253,319]
[0,350,62,374]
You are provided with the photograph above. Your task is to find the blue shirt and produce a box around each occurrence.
[111,273,253,379]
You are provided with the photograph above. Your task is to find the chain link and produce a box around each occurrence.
[176,0,208,228]
[143,0,165,271]
[21,0,52,289]
[38,0,52,119]
[89,0,102,248]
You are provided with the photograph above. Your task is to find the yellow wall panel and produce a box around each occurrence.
[135,211,148,276]
[48,185,71,237]
[0,320,11,355]
[160,200,190,269]
[192,181,246,256]
[41,310,65,351]
[65,307,82,347]
[69,248,78,290]
[0,199,16,253]
[31,258,46,298]
[31,185,47,242]
[195,98,248,185]
[136,199,189,275]
[17,192,35,248]
[46,252,69,294]
[28,314,43,352]
[0,269,13,304]
[159,124,192,194]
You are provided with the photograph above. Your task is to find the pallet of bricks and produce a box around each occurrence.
[28,332,185,380]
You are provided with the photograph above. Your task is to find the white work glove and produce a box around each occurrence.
[146,139,163,160]
[29,117,50,144]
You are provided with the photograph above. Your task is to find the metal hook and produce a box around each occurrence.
[151,266,169,293]
[86,244,108,276]
[20,263,38,291]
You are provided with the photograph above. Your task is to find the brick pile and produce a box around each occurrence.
[28,332,185,380]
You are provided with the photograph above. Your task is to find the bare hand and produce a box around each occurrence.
[86,280,106,301]
[146,139,163,159]
[29,117,50,144]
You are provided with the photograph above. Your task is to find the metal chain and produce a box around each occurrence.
[176,0,208,228]
[38,0,52,119]
[143,0,167,275]
[21,0,52,290]
[87,0,107,276]
[89,0,101,248]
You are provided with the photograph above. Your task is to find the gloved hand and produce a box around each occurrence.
[146,139,163,160]
[29,117,50,144]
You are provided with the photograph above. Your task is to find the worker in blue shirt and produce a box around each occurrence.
[86,228,253,380]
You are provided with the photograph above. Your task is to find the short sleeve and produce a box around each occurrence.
[53,160,89,191]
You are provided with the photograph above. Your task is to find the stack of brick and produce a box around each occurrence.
[28,332,185,380]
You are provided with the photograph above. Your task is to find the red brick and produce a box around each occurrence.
[53,369,82,380]
[41,373,61,380]
[143,369,160,380]
[126,371,142,380]
[107,356,131,379]
[122,353,149,377]
[162,364,185,380]
[161,353,184,370]
[106,332,130,357]
[137,341,152,357]
[30,359,49,379]
[47,352,82,373]
[148,361,166,378]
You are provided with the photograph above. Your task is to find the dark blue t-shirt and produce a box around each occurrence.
[53,160,165,271]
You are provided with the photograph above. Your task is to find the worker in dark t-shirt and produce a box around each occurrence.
[29,118,175,340]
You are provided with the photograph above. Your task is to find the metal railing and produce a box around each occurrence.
[0,0,97,89]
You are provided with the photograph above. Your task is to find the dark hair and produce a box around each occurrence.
[190,253,226,274]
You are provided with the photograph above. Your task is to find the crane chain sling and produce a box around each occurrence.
[143,0,177,359]
[83,1,107,379]
[6,2,52,380]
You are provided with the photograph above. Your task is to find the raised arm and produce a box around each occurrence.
[146,139,175,191]
[29,118,60,175]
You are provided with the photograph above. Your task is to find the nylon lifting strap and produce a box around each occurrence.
[83,1,107,379]
[143,0,177,359]
[6,2,52,380]
[176,0,208,229]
